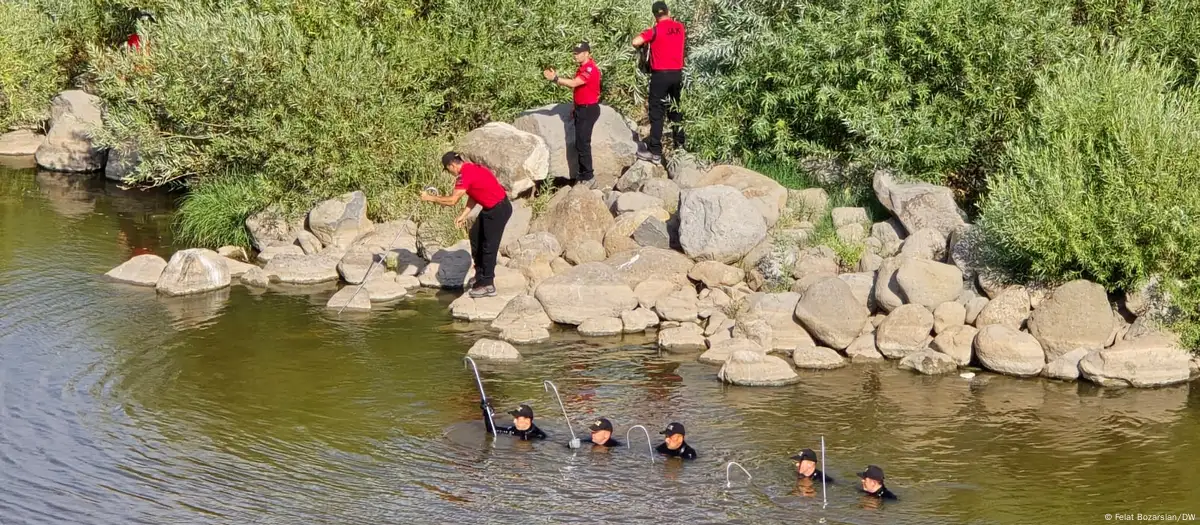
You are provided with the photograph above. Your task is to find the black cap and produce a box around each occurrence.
[858,465,885,482]
[572,41,591,53]
[588,418,613,432]
[790,448,818,463]
[508,404,534,419]
[652,1,669,15]
[440,151,462,167]
[659,422,685,436]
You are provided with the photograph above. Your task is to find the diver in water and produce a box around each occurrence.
[483,402,547,441]
[580,417,622,449]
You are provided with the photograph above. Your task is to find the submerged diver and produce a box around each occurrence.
[580,418,623,448]
[791,448,833,483]
[655,422,697,459]
[858,465,897,500]
[482,402,547,441]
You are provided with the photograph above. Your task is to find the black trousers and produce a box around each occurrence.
[573,103,600,181]
[646,70,684,157]
[469,198,512,288]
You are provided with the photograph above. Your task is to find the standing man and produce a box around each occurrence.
[422,152,512,298]
[632,1,686,164]
[543,42,602,185]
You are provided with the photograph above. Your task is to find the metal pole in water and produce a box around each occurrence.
[626,425,654,464]
[338,187,439,315]
[820,435,827,509]
[543,380,580,449]
[724,461,752,488]
[463,357,496,435]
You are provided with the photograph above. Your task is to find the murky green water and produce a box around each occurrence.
[2,166,1199,524]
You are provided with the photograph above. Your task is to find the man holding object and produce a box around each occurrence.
[543,41,602,185]
[422,152,512,298]
[632,1,686,164]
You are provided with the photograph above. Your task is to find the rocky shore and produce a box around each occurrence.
[13,89,1195,390]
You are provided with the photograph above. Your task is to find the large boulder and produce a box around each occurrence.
[875,304,934,359]
[467,339,521,361]
[105,254,167,286]
[974,325,1045,377]
[530,185,615,253]
[845,333,884,361]
[678,185,768,263]
[534,262,637,325]
[634,279,680,310]
[694,165,788,227]
[792,343,848,370]
[240,267,270,288]
[418,240,474,289]
[869,219,907,257]
[362,273,408,302]
[930,325,977,366]
[264,252,343,284]
[221,257,256,278]
[874,257,906,313]
[604,208,670,256]
[668,154,708,189]
[457,122,549,196]
[872,170,966,238]
[895,258,963,310]
[513,104,637,183]
[490,295,553,332]
[640,178,681,211]
[794,277,869,350]
[899,228,949,261]
[733,317,775,353]
[0,129,43,156]
[1079,334,1191,387]
[614,192,664,215]
[606,246,693,288]
[566,239,610,264]
[35,90,106,172]
[337,246,379,284]
[837,272,878,313]
[1026,280,1114,361]
[500,324,551,345]
[156,249,231,296]
[932,301,966,334]
[899,350,960,375]
[974,287,1030,330]
[689,261,745,288]
[744,292,811,352]
[307,191,375,249]
[505,231,563,260]
[245,206,297,251]
[718,350,800,386]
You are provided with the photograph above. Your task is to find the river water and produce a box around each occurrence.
[1,165,1199,524]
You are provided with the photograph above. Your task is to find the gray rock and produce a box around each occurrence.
[240,267,270,288]
[363,273,408,302]
[640,178,681,211]
[291,230,322,255]
[931,325,977,366]
[621,308,660,333]
[535,262,638,325]
[156,249,231,296]
[615,191,665,214]
[579,316,624,337]
[948,225,984,282]
[831,207,869,228]
[857,252,884,273]
[794,277,869,350]
[529,185,615,254]
[699,338,765,365]
[1044,347,1089,381]
[1079,334,1191,387]
[337,246,378,284]
[604,208,668,256]
[103,141,139,181]
[395,274,422,289]
[845,333,884,361]
[606,246,693,289]
[467,339,521,361]
[899,350,960,375]
[974,325,1045,377]
[718,350,800,386]
[872,170,966,238]
[694,165,789,227]
[35,91,106,172]
[658,323,707,353]
[837,272,878,313]
[874,257,906,313]
[457,122,548,196]
[632,215,671,249]
[792,344,848,369]
[895,258,963,310]
[490,295,552,332]
[745,292,812,352]
[634,279,679,310]
[1027,280,1115,361]
[689,261,745,288]
[0,129,43,156]
[325,285,372,311]
[789,188,829,223]
[870,219,907,257]
[704,311,733,336]
[221,256,256,278]
[513,103,637,183]
[506,231,563,259]
[264,251,343,284]
[933,301,966,334]
[876,304,934,359]
[899,228,949,261]
[105,254,167,286]
[245,206,297,252]
[450,294,513,322]
[307,191,374,249]
[836,224,866,246]
[258,244,304,263]
[667,154,708,189]
[964,296,989,325]
[697,288,733,318]
[615,160,667,192]
[733,317,775,353]
[550,256,573,275]
[678,185,768,263]
[974,287,1030,330]
[501,322,552,344]
[655,288,699,322]
[418,240,475,289]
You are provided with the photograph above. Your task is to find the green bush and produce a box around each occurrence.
[0,3,69,129]
[175,174,274,248]
[978,44,1200,347]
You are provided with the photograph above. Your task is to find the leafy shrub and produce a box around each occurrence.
[0,3,69,129]
[978,44,1200,347]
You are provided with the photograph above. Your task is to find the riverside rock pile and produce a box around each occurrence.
[92,102,1199,389]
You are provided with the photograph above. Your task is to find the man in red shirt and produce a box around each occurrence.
[421,152,513,298]
[543,41,602,185]
[633,1,686,164]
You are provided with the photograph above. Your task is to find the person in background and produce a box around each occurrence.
[482,403,547,441]
[858,465,897,501]
[543,41,602,186]
[632,1,686,164]
[655,422,697,459]
[581,417,623,448]
[422,152,512,298]
[124,10,155,52]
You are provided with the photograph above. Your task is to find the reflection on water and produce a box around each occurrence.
[1,166,1199,524]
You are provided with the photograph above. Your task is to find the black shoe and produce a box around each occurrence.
[469,285,497,298]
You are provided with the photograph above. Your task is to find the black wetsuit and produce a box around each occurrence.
[800,469,833,483]
[655,441,697,459]
[481,404,546,440]
[581,437,623,448]
[863,485,897,500]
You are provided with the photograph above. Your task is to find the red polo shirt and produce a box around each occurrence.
[454,162,506,209]
[573,58,601,105]
[640,18,686,71]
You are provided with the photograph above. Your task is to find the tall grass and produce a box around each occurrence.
[175,174,274,248]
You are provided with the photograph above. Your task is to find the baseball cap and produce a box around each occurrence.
[652,1,669,15]
[440,151,462,167]
[659,422,685,436]
[790,449,818,463]
[508,404,534,419]
[572,41,591,53]
[588,418,613,432]
[858,465,885,482]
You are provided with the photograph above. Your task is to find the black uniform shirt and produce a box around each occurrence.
[655,441,698,459]
[582,437,623,448]
[864,485,897,500]
[493,423,547,441]
[801,469,834,483]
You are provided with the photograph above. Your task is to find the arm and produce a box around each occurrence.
[422,188,467,207]
[633,27,653,47]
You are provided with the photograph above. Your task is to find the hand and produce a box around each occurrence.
[455,215,468,229]
[480,399,492,411]
[542,68,557,81]
[420,192,435,202]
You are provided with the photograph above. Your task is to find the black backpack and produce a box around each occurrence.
[638,26,656,74]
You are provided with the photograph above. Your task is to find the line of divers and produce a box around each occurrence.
[478,399,897,502]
